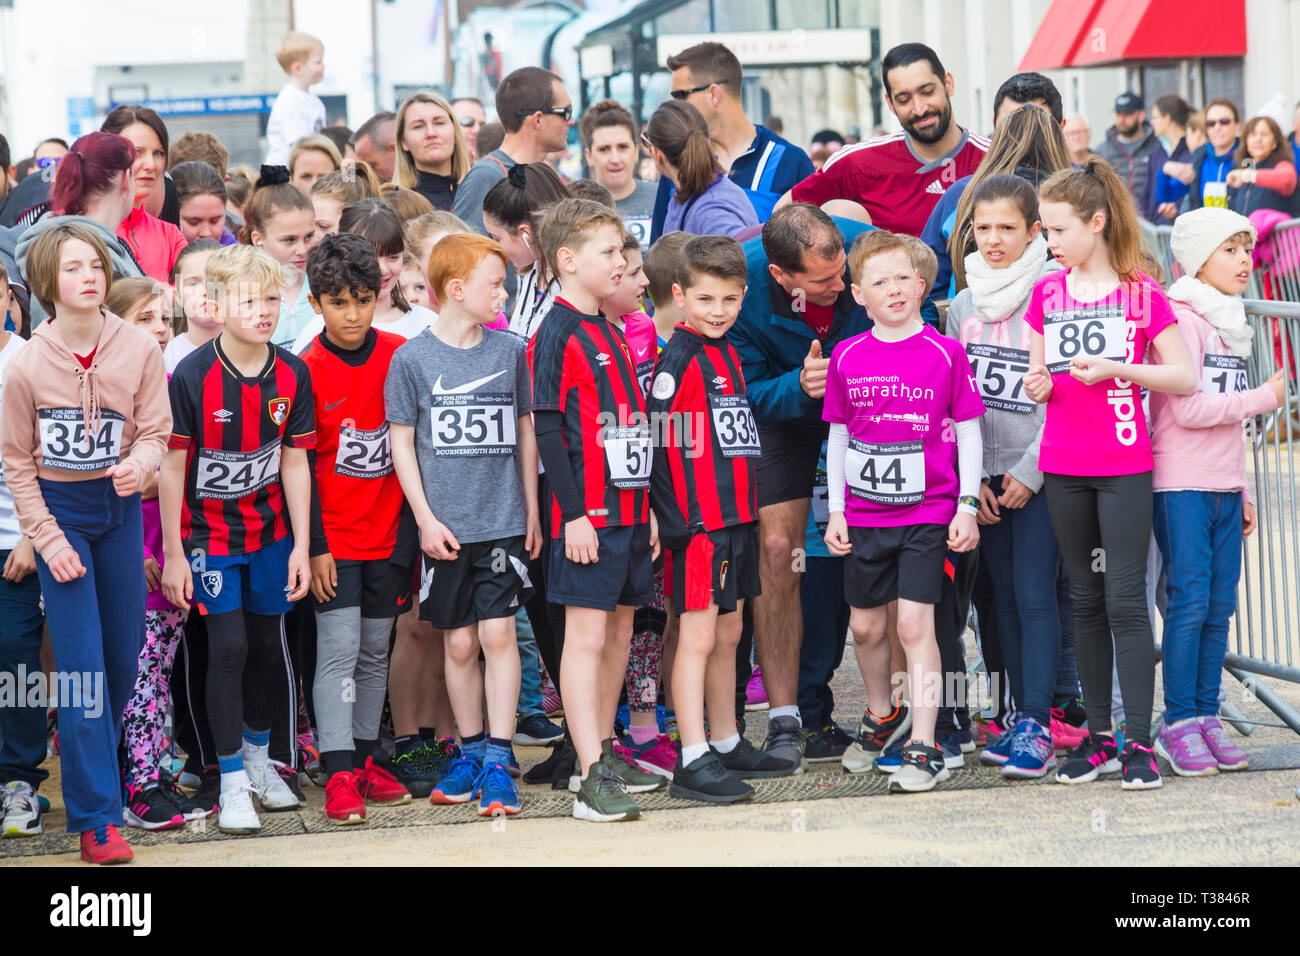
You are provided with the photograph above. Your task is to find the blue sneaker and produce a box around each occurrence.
[1001,718,1057,779]
[979,728,1017,766]
[872,739,905,774]
[429,757,481,804]
[475,763,521,816]
[937,733,965,769]
[953,725,976,754]
[513,714,564,747]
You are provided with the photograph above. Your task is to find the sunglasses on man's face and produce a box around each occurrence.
[459,116,480,128]
[516,105,573,122]
[669,83,712,100]
[1207,117,1236,128]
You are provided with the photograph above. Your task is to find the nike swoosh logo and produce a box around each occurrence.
[325,398,347,410]
[431,370,508,395]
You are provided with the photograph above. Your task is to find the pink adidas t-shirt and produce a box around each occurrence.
[1024,270,1176,476]
[824,324,986,528]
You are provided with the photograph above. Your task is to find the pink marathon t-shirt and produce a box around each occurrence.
[824,324,986,527]
[1024,270,1177,476]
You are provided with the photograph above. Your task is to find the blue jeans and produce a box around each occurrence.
[1054,560,1079,701]
[33,478,145,832]
[980,477,1064,726]
[1153,490,1242,721]
[0,552,47,790]
[798,557,849,729]
[515,608,545,720]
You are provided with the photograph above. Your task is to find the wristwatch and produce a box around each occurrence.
[958,495,980,510]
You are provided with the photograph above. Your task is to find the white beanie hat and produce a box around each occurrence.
[1169,207,1257,279]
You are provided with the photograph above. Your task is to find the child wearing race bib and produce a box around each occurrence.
[483,162,570,340]
[160,244,315,833]
[299,234,414,823]
[529,199,666,822]
[1151,208,1285,775]
[387,233,540,817]
[823,229,985,793]
[165,239,222,374]
[240,169,320,346]
[1021,159,1197,791]
[0,223,171,863]
[945,174,1083,779]
[647,235,795,803]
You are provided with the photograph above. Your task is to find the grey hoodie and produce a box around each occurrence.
[1094,122,1159,212]
[14,214,143,325]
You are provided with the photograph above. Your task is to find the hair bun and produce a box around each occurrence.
[258,164,291,187]
[507,164,529,189]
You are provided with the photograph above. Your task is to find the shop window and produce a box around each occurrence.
[1200,57,1244,114]
[775,0,829,30]
[712,0,771,32]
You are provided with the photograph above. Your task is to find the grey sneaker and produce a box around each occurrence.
[761,715,806,774]
[573,762,641,822]
[601,738,667,793]
[888,742,951,793]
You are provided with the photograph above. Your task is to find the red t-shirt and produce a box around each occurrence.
[75,347,97,370]
[791,129,990,237]
[802,302,835,339]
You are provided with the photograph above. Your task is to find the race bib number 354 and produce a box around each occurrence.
[844,438,925,505]
[38,408,124,472]
[1042,306,1127,375]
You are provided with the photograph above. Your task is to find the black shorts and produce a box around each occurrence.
[844,524,948,608]
[755,423,827,509]
[671,524,761,614]
[314,557,412,618]
[418,535,534,629]
[547,524,653,612]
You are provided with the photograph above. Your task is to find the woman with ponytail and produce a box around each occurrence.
[240,165,319,345]
[101,106,188,283]
[1021,157,1196,792]
[14,131,145,325]
[643,100,757,238]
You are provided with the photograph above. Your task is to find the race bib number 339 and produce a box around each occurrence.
[429,393,516,456]
[844,438,925,505]
[38,408,124,472]
[1042,306,1127,375]
[709,393,761,457]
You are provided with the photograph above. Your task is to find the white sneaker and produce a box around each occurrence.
[2,780,44,837]
[217,785,262,833]
[245,760,299,811]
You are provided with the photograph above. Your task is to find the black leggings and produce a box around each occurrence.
[527,472,566,680]
[205,610,290,757]
[1043,471,1155,747]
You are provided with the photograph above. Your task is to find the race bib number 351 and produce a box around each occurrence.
[1042,306,1127,375]
[429,393,516,457]
[335,424,393,478]
[38,408,124,472]
[194,440,281,500]
[844,438,925,505]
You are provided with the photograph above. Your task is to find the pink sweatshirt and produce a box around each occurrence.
[117,207,187,283]
[1150,300,1275,500]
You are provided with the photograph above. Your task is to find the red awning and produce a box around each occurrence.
[1019,0,1246,71]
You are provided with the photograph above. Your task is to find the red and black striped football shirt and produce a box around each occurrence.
[168,337,317,556]
[528,299,650,536]
[646,325,759,550]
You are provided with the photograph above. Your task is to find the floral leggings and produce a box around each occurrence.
[121,609,187,790]
[624,569,666,712]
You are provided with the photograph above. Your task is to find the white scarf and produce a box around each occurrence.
[963,234,1050,322]
[1166,275,1254,358]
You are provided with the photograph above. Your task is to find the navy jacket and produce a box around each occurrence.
[1184,140,1239,211]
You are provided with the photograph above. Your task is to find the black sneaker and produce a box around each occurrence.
[804,723,854,763]
[1120,742,1163,791]
[1058,697,1087,728]
[195,765,220,813]
[1055,733,1122,784]
[123,783,185,830]
[760,715,806,773]
[669,751,754,804]
[717,735,798,778]
[388,742,439,798]
[842,703,911,773]
[888,741,950,793]
[158,769,214,820]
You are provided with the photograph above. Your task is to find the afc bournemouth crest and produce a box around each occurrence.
[201,570,223,599]
[268,397,291,426]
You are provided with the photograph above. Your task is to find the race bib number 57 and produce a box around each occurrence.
[39,408,124,471]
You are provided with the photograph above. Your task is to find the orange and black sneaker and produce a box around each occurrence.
[80,824,134,864]
[354,756,412,805]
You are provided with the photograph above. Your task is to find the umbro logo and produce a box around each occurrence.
[712,375,728,388]
[212,409,233,423]
[595,352,612,366]
[925,180,946,195]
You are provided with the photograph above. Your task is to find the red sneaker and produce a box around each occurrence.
[324,772,367,825]
[354,756,412,805]
[80,824,133,865]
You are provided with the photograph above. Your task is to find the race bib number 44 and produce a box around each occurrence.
[1201,354,1249,394]
[335,424,393,478]
[1042,306,1127,375]
[603,424,652,489]
[966,344,1034,414]
[194,440,281,500]
[429,393,516,456]
[38,408,124,472]
[709,394,761,458]
[844,438,925,505]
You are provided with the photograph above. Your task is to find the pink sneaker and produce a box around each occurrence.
[1199,716,1249,771]
[542,692,563,717]
[744,666,769,712]
[974,718,1005,746]
[616,735,679,779]
[1154,717,1219,776]
[1050,709,1088,754]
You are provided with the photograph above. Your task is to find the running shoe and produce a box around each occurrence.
[523,733,574,787]
[194,765,220,813]
[272,760,306,804]
[513,714,564,747]
[573,762,640,822]
[158,770,214,821]
[871,739,905,773]
[298,735,326,788]
[670,750,754,804]
[1199,716,1249,771]
[1,780,44,837]
[80,824,133,864]
[972,717,1006,746]
[1154,718,1218,777]
[506,746,522,779]
[217,784,262,833]
[388,741,440,798]
[1050,708,1088,754]
[244,760,299,811]
[542,692,563,718]
[617,735,678,779]
[430,757,482,804]
[601,738,667,793]
[324,771,367,825]
[804,723,854,763]
[952,725,976,754]
[663,708,679,741]
[888,742,950,793]
[429,738,462,777]
[761,715,806,772]
[354,756,413,805]
[1120,742,1163,790]
[744,665,769,712]
[1000,718,1057,779]
[1054,734,1121,784]
[476,763,522,816]
[122,783,185,831]
[978,727,1017,766]
[1057,696,1087,727]
[716,735,797,778]
[842,703,911,773]
[937,733,965,770]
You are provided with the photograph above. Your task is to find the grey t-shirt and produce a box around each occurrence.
[451,149,515,236]
[616,179,658,250]
[384,327,532,543]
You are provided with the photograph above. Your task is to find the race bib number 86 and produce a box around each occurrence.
[1042,306,1127,375]
[38,408,124,472]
